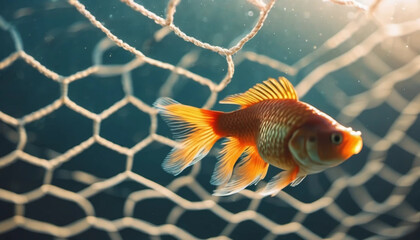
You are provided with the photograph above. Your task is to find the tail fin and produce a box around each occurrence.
[154,97,222,175]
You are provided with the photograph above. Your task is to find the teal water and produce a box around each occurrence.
[0,0,419,239]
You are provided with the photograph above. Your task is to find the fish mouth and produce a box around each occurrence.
[350,130,363,154]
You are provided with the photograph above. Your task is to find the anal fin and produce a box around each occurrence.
[260,166,299,196]
[213,146,268,196]
[290,175,306,187]
[211,137,247,186]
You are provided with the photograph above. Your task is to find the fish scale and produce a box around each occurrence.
[255,100,313,169]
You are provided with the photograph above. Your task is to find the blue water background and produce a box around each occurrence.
[0,0,419,239]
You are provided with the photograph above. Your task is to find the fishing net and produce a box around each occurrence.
[0,0,419,239]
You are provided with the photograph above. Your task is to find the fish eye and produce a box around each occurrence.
[330,132,342,145]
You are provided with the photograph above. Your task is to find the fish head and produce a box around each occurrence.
[289,117,363,171]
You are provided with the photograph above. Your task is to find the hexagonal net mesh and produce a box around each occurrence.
[0,0,419,239]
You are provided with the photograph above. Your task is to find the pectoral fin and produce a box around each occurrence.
[290,175,306,187]
[213,146,268,196]
[259,166,299,196]
[211,137,247,186]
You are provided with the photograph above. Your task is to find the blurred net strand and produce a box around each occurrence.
[326,0,368,12]
[343,54,420,119]
[311,30,420,235]
[312,66,420,240]
[235,14,370,76]
[295,17,420,97]
[326,0,383,14]
[320,91,420,237]
[0,0,419,239]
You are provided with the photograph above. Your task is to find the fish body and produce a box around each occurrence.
[155,77,362,196]
[216,99,310,170]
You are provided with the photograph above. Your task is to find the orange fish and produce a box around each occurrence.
[155,77,362,196]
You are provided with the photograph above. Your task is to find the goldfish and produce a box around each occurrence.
[155,77,363,196]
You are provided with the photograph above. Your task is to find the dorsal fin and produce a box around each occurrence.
[220,77,298,108]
